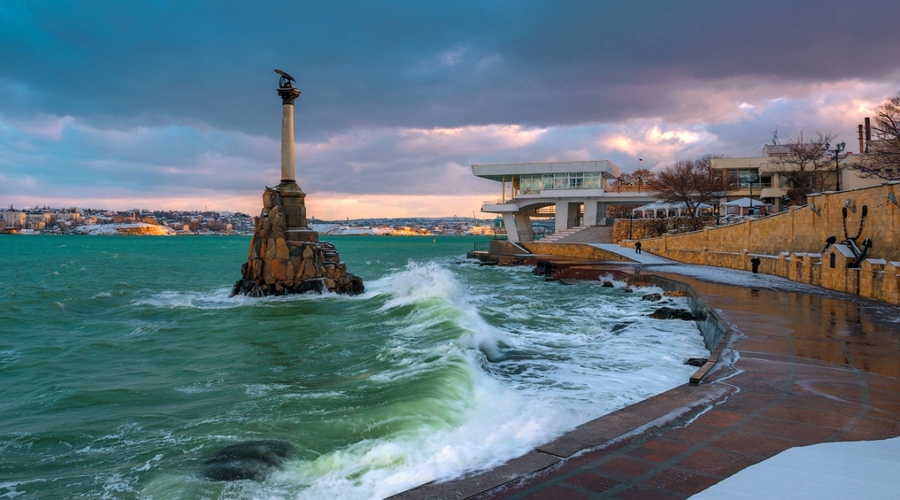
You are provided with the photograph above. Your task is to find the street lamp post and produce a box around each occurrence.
[629,210,634,240]
[748,174,758,216]
[829,142,846,191]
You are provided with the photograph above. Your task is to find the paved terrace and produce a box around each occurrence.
[391,247,900,499]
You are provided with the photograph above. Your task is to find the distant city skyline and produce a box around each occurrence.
[2,2,899,219]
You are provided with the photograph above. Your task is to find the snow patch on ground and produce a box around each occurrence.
[592,243,847,296]
[690,437,900,499]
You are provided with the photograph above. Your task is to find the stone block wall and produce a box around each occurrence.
[232,186,363,297]
[630,183,900,305]
[522,241,632,262]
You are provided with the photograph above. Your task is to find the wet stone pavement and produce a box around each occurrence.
[391,272,900,499]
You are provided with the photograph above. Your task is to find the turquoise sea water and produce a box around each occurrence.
[0,235,707,499]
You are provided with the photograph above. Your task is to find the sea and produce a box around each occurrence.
[0,235,708,499]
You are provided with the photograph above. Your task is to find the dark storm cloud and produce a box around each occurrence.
[2,1,899,215]
[3,1,899,135]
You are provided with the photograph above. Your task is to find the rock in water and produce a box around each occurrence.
[202,440,295,482]
[649,307,695,321]
[231,186,364,297]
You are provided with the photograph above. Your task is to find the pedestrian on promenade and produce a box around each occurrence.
[635,241,642,254]
[751,255,761,276]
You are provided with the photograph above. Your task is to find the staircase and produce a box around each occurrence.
[540,226,587,243]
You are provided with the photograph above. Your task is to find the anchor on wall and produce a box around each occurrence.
[822,203,872,268]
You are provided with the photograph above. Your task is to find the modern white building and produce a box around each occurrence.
[472,160,658,242]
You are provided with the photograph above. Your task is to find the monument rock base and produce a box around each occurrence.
[231,186,364,297]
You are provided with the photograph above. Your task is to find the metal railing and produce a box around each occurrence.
[607,184,652,193]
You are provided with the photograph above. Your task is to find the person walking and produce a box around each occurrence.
[635,241,642,254]
[751,255,761,276]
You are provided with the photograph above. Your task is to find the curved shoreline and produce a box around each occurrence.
[390,264,900,499]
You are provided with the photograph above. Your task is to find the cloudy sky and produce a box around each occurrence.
[2,1,899,219]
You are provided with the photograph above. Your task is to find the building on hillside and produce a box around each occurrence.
[473,160,658,243]
[25,212,51,231]
[711,144,881,212]
[56,211,81,222]
[2,211,26,229]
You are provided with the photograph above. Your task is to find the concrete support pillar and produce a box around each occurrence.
[555,201,569,232]
[502,213,536,243]
[583,201,598,227]
[503,213,519,242]
[515,213,534,242]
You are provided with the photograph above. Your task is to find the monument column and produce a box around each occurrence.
[230,69,363,298]
[278,84,300,184]
[274,69,316,241]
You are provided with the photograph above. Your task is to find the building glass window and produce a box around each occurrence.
[584,172,600,189]
[730,168,771,188]
[568,172,583,189]
[519,172,606,193]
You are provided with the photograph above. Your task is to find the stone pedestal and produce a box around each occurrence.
[231,185,363,297]
[278,182,316,239]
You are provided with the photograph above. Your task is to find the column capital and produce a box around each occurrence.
[277,86,300,105]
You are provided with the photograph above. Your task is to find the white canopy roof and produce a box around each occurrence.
[723,197,765,207]
[632,200,712,212]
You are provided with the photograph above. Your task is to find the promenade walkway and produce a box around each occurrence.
[392,251,900,499]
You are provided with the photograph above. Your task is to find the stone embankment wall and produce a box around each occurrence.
[628,182,900,305]
[522,241,632,262]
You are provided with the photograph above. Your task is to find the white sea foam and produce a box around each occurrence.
[75,256,706,500]
[271,364,576,500]
[132,287,245,310]
[224,261,707,500]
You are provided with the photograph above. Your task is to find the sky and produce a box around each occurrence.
[2,1,900,219]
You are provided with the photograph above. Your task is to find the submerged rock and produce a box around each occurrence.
[649,307,695,321]
[611,322,633,333]
[202,440,295,482]
[685,357,709,367]
[641,292,662,302]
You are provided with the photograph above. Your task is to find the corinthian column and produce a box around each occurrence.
[277,84,301,184]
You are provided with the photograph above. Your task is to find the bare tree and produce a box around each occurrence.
[613,168,657,191]
[852,93,900,180]
[769,132,841,204]
[648,156,733,221]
